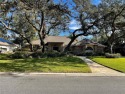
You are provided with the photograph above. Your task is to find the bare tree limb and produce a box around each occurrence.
[25,13,40,31]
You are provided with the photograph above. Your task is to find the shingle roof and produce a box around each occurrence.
[44,36,70,43]
[32,36,76,46]
[0,41,10,46]
[73,39,106,47]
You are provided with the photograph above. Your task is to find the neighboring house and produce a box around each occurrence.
[0,38,18,53]
[31,36,105,55]
[72,39,106,55]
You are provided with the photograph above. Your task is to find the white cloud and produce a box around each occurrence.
[69,26,81,30]
[69,19,81,30]
[70,19,77,25]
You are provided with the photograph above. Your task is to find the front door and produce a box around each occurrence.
[53,46,59,51]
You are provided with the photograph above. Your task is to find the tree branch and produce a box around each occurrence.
[72,29,83,37]
[0,20,25,38]
[39,11,44,33]
[25,13,39,31]
[47,21,61,34]
[87,12,114,30]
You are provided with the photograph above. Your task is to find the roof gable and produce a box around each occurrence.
[32,36,77,45]
[74,39,106,47]
[44,36,70,43]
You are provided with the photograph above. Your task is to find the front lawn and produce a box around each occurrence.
[91,57,125,73]
[0,56,91,73]
[0,54,10,60]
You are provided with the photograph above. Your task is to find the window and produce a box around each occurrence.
[85,47,93,50]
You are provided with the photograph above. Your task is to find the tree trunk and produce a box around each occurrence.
[38,32,45,53]
[42,44,45,53]
[64,36,77,52]
[25,38,33,52]
[29,43,33,52]
[110,44,114,54]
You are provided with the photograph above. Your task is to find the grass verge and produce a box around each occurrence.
[91,57,125,73]
[0,56,91,73]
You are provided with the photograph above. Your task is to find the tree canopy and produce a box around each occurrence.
[0,0,70,52]
[0,0,125,53]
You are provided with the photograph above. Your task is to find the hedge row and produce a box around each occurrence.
[10,51,67,59]
[105,53,121,58]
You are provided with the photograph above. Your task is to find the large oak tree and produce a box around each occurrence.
[97,0,125,53]
[0,0,70,52]
[19,0,70,52]
[64,0,112,52]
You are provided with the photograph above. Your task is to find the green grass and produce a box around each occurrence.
[0,54,10,60]
[0,56,91,73]
[91,57,125,73]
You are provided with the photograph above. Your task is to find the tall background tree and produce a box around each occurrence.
[96,0,125,53]
[0,0,70,52]
[0,0,36,51]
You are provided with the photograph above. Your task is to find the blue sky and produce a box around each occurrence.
[92,0,101,5]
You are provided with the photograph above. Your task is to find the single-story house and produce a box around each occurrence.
[32,36,76,52]
[0,38,18,53]
[31,36,105,54]
[71,39,106,55]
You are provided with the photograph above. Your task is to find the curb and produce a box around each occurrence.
[0,72,125,77]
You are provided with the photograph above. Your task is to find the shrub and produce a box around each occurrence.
[0,54,10,60]
[94,52,105,56]
[105,53,121,58]
[84,50,94,56]
[31,51,44,58]
[10,51,32,59]
[11,51,68,59]
[31,51,66,58]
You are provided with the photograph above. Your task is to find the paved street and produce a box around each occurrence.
[0,75,125,94]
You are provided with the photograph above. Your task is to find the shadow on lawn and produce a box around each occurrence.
[0,60,50,72]
[0,56,87,72]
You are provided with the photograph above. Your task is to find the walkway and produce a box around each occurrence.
[78,56,125,76]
